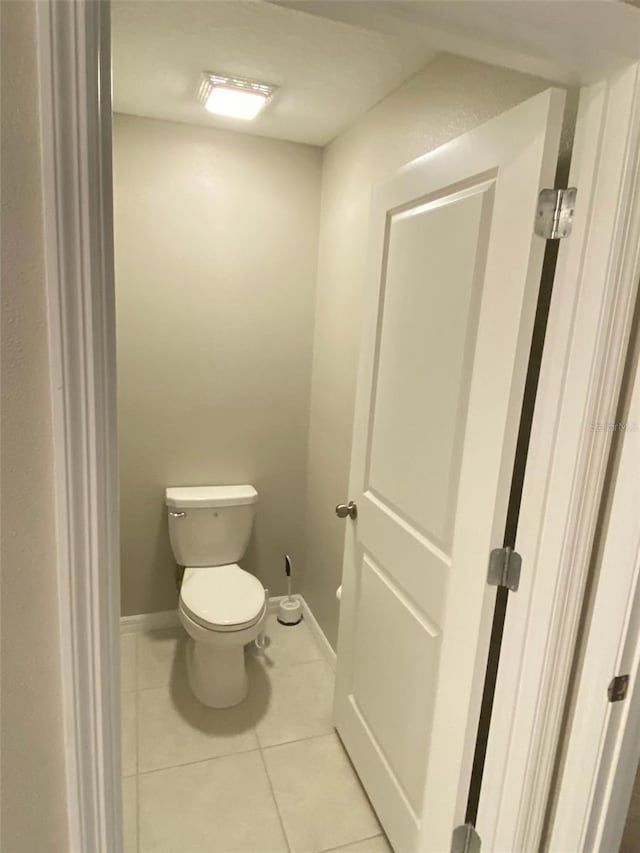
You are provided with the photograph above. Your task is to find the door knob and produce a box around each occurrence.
[335,501,358,520]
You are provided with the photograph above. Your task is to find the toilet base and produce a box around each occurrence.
[186,640,248,708]
[178,602,266,709]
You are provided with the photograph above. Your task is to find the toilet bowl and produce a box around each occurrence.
[165,484,264,708]
[178,563,267,707]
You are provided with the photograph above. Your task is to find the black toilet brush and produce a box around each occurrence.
[277,554,303,625]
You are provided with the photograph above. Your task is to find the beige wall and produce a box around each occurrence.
[114,114,322,615]
[301,54,565,647]
[0,2,69,850]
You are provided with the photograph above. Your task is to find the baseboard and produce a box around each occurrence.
[119,609,180,633]
[120,595,337,672]
[298,596,337,671]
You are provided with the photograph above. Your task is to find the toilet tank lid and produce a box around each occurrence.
[165,485,258,508]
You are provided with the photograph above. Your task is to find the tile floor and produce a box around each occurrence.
[121,614,390,853]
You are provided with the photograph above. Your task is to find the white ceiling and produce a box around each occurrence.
[111,1,438,146]
[276,1,640,87]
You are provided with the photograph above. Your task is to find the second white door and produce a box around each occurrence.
[334,88,566,852]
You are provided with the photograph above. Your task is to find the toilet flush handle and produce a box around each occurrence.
[168,510,186,518]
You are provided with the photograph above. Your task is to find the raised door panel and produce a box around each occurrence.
[367,182,493,550]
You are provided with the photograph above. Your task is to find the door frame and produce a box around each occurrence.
[546,289,640,852]
[477,62,640,851]
[36,2,120,851]
[35,1,640,851]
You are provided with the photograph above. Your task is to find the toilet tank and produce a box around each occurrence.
[165,485,258,567]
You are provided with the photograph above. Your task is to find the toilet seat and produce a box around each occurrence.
[179,564,266,632]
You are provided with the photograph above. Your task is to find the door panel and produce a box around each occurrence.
[368,182,492,550]
[351,552,441,814]
[334,89,565,853]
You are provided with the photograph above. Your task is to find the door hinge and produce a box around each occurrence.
[487,546,522,592]
[608,674,629,703]
[535,187,577,239]
[451,823,481,853]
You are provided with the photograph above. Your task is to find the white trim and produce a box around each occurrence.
[298,597,337,672]
[548,62,640,852]
[549,324,640,851]
[37,2,120,852]
[269,595,338,669]
[119,611,180,634]
[477,61,640,852]
[119,597,337,671]
[267,594,286,614]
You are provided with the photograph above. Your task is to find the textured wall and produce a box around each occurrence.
[0,2,69,850]
[301,54,566,648]
[114,114,322,615]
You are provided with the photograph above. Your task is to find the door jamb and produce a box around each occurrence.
[34,0,640,848]
[477,62,640,852]
[37,2,120,851]
[547,288,640,852]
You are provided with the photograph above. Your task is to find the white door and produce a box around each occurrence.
[334,89,566,853]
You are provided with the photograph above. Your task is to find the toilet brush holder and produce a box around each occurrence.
[277,554,303,626]
[277,597,302,625]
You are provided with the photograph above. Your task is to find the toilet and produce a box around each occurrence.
[165,484,266,708]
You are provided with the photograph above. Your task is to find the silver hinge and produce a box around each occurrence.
[608,674,629,703]
[535,188,577,239]
[487,546,522,592]
[451,823,481,853]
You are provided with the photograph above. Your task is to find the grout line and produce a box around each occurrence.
[258,746,291,853]
[137,746,263,778]
[134,652,331,694]
[134,682,187,694]
[260,728,338,753]
[135,727,340,778]
[319,832,386,853]
[254,655,329,672]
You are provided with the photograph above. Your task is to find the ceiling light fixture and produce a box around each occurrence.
[197,72,277,120]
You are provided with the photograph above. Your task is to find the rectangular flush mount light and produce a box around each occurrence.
[197,72,277,120]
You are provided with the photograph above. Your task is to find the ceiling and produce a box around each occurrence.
[275,1,640,86]
[111,1,438,146]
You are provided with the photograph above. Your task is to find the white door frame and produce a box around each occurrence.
[477,62,640,852]
[37,2,121,851]
[547,297,640,852]
[34,0,640,850]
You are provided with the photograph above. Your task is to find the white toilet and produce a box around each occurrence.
[165,484,266,708]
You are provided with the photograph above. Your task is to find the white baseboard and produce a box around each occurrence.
[268,594,337,671]
[299,596,337,671]
[267,594,288,614]
[120,609,179,633]
[120,595,337,670]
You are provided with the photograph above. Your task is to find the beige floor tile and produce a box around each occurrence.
[252,659,335,747]
[263,733,381,853]
[137,626,186,689]
[328,835,391,853]
[259,612,323,667]
[137,679,260,772]
[121,776,137,853]
[120,633,137,692]
[138,750,288,853]
[121,691,137,777]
